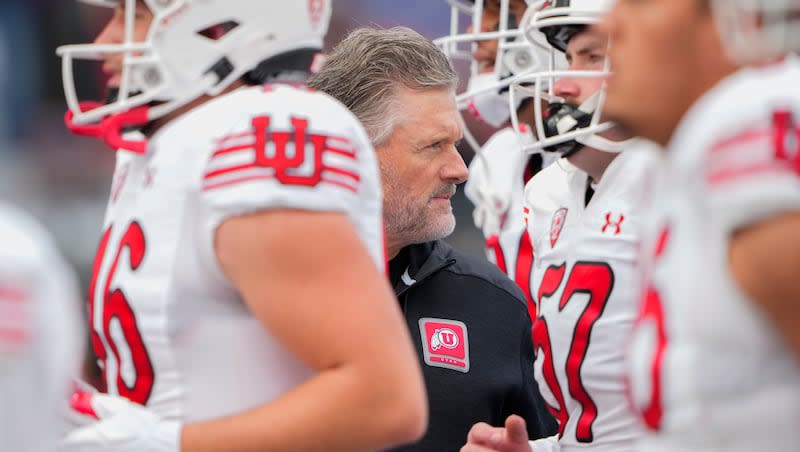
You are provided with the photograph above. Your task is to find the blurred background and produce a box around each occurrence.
[0,0,499,288]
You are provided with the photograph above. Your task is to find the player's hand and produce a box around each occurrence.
[470,190,505,235]
[59,391,181,452]
[461,414,533,452]
[60,380,101,433]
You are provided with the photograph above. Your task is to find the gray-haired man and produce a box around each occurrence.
[308,27,556,452]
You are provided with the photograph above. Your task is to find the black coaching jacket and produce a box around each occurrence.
[386,240,557,452]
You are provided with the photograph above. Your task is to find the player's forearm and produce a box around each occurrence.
[179,361,427,452]
[730,212,800,359]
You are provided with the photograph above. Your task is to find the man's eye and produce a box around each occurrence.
[589,54,605,64]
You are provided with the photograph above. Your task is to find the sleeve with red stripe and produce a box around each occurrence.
[705,110,800,231]
[200,108,373,221]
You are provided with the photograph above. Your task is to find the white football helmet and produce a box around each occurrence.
[57,0,331,152]
[509,0,631,156]
[435,0,550,136]
[712,0,800,63]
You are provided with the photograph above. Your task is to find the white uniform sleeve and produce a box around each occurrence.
[200,86,380,231]
[0,204,82,452]
[194,85,385,277]
[528,435,560,452]
[703,116,800,231]
[465,127,528,238]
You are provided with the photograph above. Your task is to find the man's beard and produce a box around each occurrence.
[383,184,457,245]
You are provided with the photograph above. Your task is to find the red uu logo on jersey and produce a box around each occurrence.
[203,112,361,193]
[419,318,470,373]
[550,207,568,247]
[251,116,324,186]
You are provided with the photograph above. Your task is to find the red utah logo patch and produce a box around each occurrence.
[418,318,470,373]
[550,207,568,247]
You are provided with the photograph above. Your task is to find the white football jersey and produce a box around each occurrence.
[88,84,384,422]
[627,59,800,451]
[465,127,557,308]
[0,203,82,452]
[524,144,659,452]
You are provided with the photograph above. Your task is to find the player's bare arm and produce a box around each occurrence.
[183,208,427,452]
[57,1,427,451]
[730,211,800,359]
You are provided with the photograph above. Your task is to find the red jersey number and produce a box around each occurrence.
[632,226,671,431]
[485,230,536,317]
[88,221,155,405]
[533,261,614,443]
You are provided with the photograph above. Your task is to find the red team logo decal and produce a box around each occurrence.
[550,207,568,247]
[419,318,470,373]
[204,111,361,194]
[251,116,324,186]
[431,328,459,350]
[773,110,800,175]
[308,0,325,30]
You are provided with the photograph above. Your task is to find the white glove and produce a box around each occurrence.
[465,158,508,237]
[60,391,181,452]
[471,188,507,237]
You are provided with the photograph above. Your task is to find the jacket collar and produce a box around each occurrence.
[389,240,457,296]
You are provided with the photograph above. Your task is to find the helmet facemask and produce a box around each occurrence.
[59,1,216,128]
[57,0,330,151]
[509,0,631,157]
[712,0,800,63]
[435,0,551,151]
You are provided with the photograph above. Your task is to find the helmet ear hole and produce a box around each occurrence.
[502,47,537,75]
[197,20,240,41]
[135,65,165,90]
[60,0,331,131]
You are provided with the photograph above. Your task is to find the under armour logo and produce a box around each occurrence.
[602,212,625,235]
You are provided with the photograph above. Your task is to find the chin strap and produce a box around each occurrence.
[65,102,150,154]
[242,48,320,85]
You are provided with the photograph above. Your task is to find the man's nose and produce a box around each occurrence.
[441,148,469,185]
[553,77,581,104]
[94,18,123,45]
